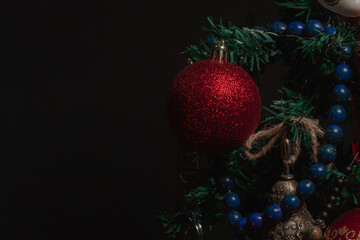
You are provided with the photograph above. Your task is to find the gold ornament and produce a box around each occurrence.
[263,174,326,240]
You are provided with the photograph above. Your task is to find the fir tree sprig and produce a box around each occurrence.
[185,183,215,205]
[263,88,316,147]
[188,17,280,71]
[281,20,358,101]
[275,0,314,21]
[292,21,357,64]
[263,88,315,122]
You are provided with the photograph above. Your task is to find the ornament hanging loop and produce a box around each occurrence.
[281,137,292,175]
[210,39,229,62]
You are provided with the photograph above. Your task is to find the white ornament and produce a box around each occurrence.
[317,0,360,17]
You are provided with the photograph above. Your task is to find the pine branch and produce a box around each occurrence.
[185,185,214,205]
[188,17,280,71]
[275,0,314,21]
[292,21,357,65]
[263,88,315,121]
[263,88,316,147]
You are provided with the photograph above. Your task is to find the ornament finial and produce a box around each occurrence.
[210,39,229,62]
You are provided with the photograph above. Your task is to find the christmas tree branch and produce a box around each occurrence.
[275,0,314,21]
[188,17,280,71]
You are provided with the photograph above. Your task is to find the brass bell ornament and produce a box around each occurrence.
[261,138,326,240]
[262,174,325,240]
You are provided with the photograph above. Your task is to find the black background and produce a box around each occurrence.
[5,1,286,239]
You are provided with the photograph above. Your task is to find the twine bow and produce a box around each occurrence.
[243,117,324,164]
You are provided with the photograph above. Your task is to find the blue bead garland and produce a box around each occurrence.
[304,20,324,36]
[310,163,328,181]
[236,217,247,231]
[225,192,241,209]
[220,19,351,236]
[285,21,305,36]
[270,21,287,35]
[339,45,353,60]
[247,213,263,228]
[321,32,352,171]
[324,26,336,35]
[335,63,352,82]
[282,194,301,211]
[320,144,337,162]
[220,159,324,235]
[297,180,315,198]
[333,84,351,102]
[326,124,343,142]
[329,105,346,123]
[264,205,283,221]
[227,210,242,225]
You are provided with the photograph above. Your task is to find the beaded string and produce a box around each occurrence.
[249,18,356,221]
[220,137,327,234]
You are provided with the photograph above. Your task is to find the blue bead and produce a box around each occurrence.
[339,45,353,60]
[310,163,328,181]
[305,20,324,36]
[324,27,336,35]
[329,105,346,123]
[326,124,344,141]
[217,175,235,190]
[319,144,337,162]
[333,84,350,102]
[264,205,283,221]
[236,217,247,231]
[252,26,267,32]
[227,210,241,225]
[225,193,240,209]
[247,212,263,228]
[205,34,217,47]
[285,21,305,36]
[282,195,300,211]
[270,21,287,35]
[297,180,315,198]
[335,63,352,82]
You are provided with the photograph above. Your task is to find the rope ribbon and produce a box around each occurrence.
[244,117,324,163]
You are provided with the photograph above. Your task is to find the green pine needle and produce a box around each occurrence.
[275,0,313,21]
[188,17,280,71]
[292,21,357,66]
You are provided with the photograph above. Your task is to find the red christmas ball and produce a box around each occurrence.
[166,59,262,155]
[323,208,360,240]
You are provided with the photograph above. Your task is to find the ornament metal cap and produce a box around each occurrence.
[210,39,229,62]
[281,174,294,181]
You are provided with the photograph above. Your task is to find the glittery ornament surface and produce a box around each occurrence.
[166,59,262,154]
